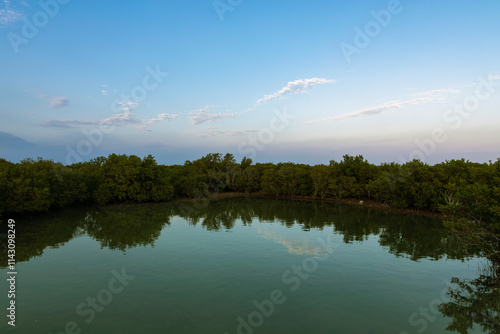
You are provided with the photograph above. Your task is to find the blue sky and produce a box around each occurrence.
[1,0,499,165]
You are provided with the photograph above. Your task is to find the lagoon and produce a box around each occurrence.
[0,197,492,334]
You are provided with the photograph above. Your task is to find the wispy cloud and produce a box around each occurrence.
[100,112,142,127]
[101,84,108,95]
[198,126,257,138]
[242,107,256,113]
[141,113,178,128]
[408,88,460,97]
[257,78,335,104]
[118,101,139,112]
[42,119,98,128]
[36,91,69,109]
[0,0,22,25]
[49,97,69,108]
[305,88,459,124]
[100,112,178,131]
[188,105,238,125]
[42,112,178,131]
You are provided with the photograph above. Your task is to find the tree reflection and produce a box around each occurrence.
[174,197,474,261]
[439,265,500,334]
[0,203,172,268]
[378,220,469,261]
[0,208,85,268]
[0,197,477,268]
[82,203,172,252]
[177,198,249,230]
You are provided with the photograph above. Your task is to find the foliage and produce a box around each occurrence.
[439,272,500,334]
[93,154,173,204]
[1,154,499,262]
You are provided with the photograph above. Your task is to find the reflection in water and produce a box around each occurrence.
[1,196,496,333]
[1,197,474,269]
[176,198,472,261]
[0,207,86,265]
[81,204,173,251]
[256,227,330,256]
[439,266,500,334]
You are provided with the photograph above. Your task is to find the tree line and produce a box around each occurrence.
[1,153,499,260]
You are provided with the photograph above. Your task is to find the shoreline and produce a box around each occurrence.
[3,191,444,222]
[192,192,444,219]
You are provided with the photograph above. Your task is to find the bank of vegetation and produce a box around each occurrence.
[1,153,499,262]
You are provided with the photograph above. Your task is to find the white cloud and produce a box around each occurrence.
[188,105,238,125]
[305,88,460,124]
[257,78,335,104]
[100,112,142,127]
[100,112,177,130]
[0,0,22,25]
[141,113,178,128]
[36,91,69,109]
[49,97,69,108]
[118,101,139,112]
[242,107,256,113]
[42,112,178,131]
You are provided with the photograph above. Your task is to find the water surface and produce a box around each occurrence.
[0,197,494,334]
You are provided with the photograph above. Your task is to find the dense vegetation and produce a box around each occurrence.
[1,153,499,261]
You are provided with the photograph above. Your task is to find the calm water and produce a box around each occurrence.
[0,197,496,334]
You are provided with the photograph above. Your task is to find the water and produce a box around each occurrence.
[0,197,495,334]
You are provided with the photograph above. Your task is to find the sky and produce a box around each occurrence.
[1,0,499,165]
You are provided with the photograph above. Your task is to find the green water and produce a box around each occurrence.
[0,197,496,334]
